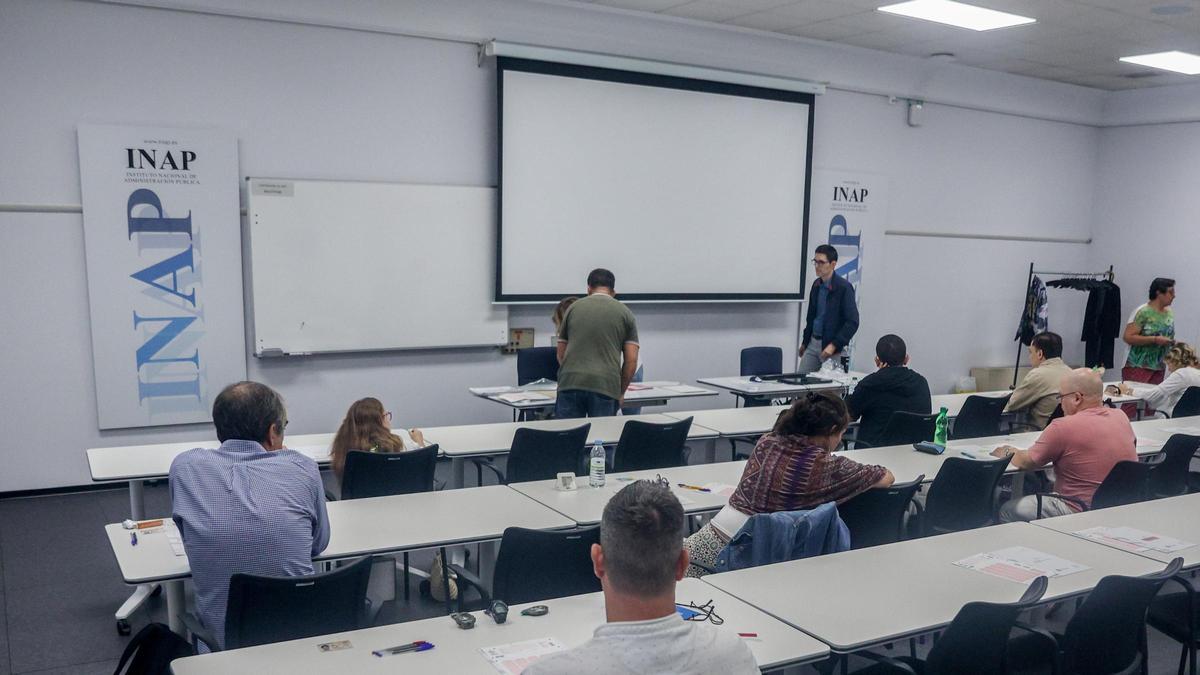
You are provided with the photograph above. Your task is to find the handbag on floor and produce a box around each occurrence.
[114,622,194,675]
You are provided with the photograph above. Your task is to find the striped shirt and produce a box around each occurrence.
[169,439,330,651]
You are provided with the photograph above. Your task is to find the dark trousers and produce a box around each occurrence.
[555,390,618,419]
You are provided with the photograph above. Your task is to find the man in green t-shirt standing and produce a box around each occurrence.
[555,268,640,418]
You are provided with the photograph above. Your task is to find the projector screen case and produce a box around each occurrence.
[496,57,815,303]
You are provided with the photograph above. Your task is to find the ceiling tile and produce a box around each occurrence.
[589,0,685,11]
[660,0,746,22]
[782,19,875,41]
[840,31,917,51]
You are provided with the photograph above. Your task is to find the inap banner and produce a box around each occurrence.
[804,169,890,366]
[78,124,245,429]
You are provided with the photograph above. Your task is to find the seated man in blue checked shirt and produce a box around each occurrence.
[170,381,330,651]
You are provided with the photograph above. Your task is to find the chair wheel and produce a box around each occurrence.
[117,619,131,635]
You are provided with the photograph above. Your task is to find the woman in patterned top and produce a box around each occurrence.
[683,392,893,576]
[1123,277,1176,395]
[329,397,426,480]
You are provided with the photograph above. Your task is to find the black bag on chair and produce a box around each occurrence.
[114,622,194,675]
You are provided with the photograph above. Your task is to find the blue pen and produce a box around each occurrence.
[130,532,138,546]
[373,641,433,657]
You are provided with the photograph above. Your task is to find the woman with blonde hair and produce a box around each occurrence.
[1115,342,1200,417]
[329,397,425,480]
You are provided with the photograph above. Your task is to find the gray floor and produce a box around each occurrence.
[0,459,1192,674]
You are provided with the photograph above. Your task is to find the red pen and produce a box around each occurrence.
[738,632,758,638]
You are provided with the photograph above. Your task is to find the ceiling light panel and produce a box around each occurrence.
[1119,51,1200,75]
[877,0,1036,31]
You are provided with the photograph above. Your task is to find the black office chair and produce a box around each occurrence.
[914,456,1010,537]
[473,424,590,485]
[856,411,938,448]
[1171,387,1200,419]
[612,417,693,473]
[850,576,1049,675]
[950,394,1011,440]
[183,555,373,651]
[450,526,602,611]
[1007,558,1184,675]
[739,346,783,407]
[1149,434,1200,498]
[1146,575,1200,675]
[1048,402,1065,423]
[1033,458,1154,517]
[340,444,438,499]
[516,347,559,386]
[838,476,924,549]
[338,445,439,602]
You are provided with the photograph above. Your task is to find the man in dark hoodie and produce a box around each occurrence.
[845,334,931,447]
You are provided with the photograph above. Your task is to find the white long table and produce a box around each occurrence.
[510,462,745,526]
[469,380,718,416]
[702,521,1166,656]
[1031,492,1200,570]
[428,414,721,488]
[105,486,575,633]
[697,371,865,402]
[168,578,829,674]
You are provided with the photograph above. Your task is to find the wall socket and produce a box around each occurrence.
[504,327,535,353]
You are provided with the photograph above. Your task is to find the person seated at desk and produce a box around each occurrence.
[683,392,893,577]
[844,334,930,447]
[169,381,330,652]
[329,396,426,481]
[993,369,1136,521]
[525,481,756,675]
[1112,342,1200,418]
[1005,331,1072,429]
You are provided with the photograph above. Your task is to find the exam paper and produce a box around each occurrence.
[480,637,566,674]
[702,483,737,497]
[954,546,1088,583]
[1075,526,1194,554]
[952,444,1002,460]
[495,392,553,404]
[165,523,186,557]
[662,385,712,395]
[470,386,516,396]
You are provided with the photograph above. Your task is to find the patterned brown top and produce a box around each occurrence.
[728,432,888,516]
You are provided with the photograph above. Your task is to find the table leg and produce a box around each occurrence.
[451,457,466,490]
[165,580,185,635]
[129,479,145,520]
[478,540,500,597]
[700,438,716,465]
[116,480,158,635]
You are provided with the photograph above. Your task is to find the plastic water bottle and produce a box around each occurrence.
[848,377,859,396]
[589,440,606,488]
[934,406,949,445]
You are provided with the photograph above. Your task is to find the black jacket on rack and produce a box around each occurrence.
[1081,280,1121,369]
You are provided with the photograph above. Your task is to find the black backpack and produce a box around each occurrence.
[114,623,194,675]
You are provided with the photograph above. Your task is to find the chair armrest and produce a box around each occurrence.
[851,439,875,449]
[1011,622,1061,674]
[180,611,220,652]
[469,458,506,485]
[434,479,446,491]
[324,488,338,502]
[446,563,489,612]
[1035,492,1087,517]
[855,650,919,675]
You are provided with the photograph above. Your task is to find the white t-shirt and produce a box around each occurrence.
[1137,367,1200,416]
[523,613,757,675]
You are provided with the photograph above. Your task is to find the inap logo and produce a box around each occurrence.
[127,188,205,406]
[828,214,861,289]
[126,148,196,171]
[833,186,868,204]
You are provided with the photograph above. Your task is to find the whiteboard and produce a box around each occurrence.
[245,178,507,355]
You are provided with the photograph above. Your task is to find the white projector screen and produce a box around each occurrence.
[497,57,815,302]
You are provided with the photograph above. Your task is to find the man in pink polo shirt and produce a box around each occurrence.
[993,368,1137,521]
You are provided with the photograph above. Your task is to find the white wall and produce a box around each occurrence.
[1,0,1111,490]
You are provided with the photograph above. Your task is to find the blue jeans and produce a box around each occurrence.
[555,390,619,419]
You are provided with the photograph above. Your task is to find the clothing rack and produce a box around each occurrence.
[1012,262,1115,388]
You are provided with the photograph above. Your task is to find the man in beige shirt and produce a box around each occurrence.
[1005,332,1073,429]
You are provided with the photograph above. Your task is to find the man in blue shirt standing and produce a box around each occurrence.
[799,244,860,374]
[170,381,330,651]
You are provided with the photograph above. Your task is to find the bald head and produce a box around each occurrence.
[1059,368,1102,415]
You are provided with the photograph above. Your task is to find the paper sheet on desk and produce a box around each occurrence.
[293,446,330,462]
[662,385,711,395]
[480,637,565,674]
[1075,526,1194,554]
[953,444,1004,460]
[955,546,1088,583]
[702,483,737,498]
[164,523,186,557]
[471,386,515,396]
[495,392,553,404]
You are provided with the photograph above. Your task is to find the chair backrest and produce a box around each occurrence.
[925,576,1049,675]
[506,424,591,483]
[1090,459,1152,510]
[1149,433,1200,498]
[922,456,1010,536]
[740,346,783,377]
[224,555,373,650]
[1172,386,1200,418]
[517,347,559,386]
[492,526,602,605]
[950,394,1011,440]
[1047,403,1065,423]
[878,411,939,447]
[838,476,924,549]
[340,444,438,500]
[1061,558,1184,674]
[612,417,693,473]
